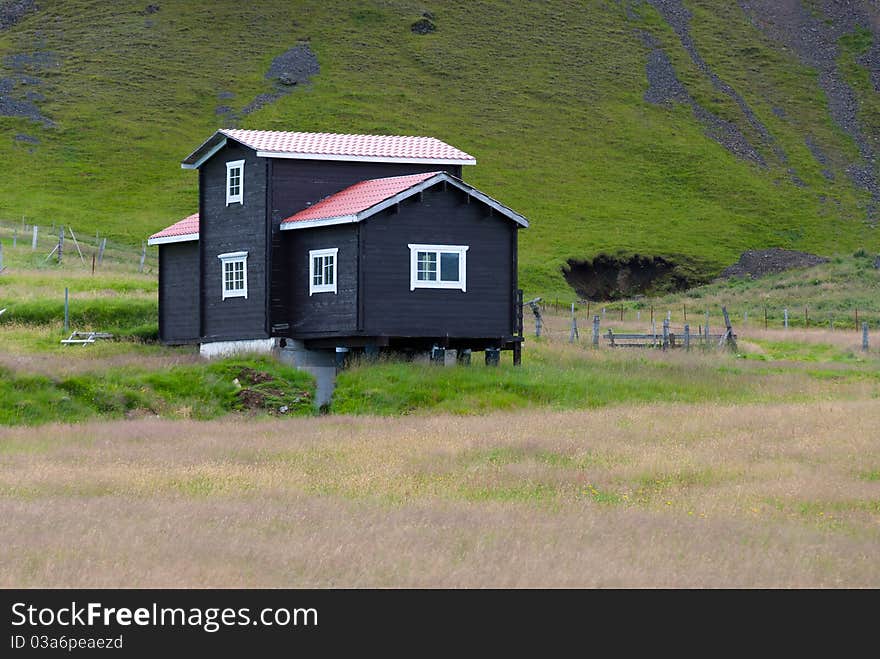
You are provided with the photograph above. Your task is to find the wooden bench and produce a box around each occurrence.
[604,328,728,349]
[61,331,114,346]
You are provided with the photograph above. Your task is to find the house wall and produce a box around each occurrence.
[282,223,359,336]
[359,186,518,340]
[199,141,269,341]
[268,159,463,333]
[158,241,200,344]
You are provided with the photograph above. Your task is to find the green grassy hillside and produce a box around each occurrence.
[0,0,878,298]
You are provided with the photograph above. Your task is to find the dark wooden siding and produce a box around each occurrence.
[283,223,358,336]
[199,141,268,341]
[360,186,517,339]
[268,159,463,331]
[158,241,200,344]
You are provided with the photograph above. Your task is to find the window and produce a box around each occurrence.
[218,251,248,300]
[226,160,244,205]
[309,248,338,295]
[408,244,468,291]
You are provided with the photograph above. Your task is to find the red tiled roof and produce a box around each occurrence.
[148,213,199,242]
[282,172,440,225]
[219,129,476,164]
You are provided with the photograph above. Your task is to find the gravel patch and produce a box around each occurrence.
[645,0,798,179]
[738,0,879,213]
[265,43,319,86]
[0,49,59,127]
[0,0,37,31]
[13,132,37,143]
[720,248,828,279]
[4,51,58,71]
[222,44,319,125]
[642,32,765,165]
[0,75,51,124]
[411,15,436,35]
[805,136,835,180]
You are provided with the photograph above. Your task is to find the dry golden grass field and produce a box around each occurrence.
[2,399,879,587]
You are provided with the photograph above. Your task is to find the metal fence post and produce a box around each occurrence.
[64,287,69,333]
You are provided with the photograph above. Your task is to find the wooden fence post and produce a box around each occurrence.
[684,324,691,352]
[0,240,3,271]
[98,238,107,265]
[863,322,869,352]
[721,305,737,351]
[57,226,63,264]
[764,306,768,329]
[64,287,69,333]
[783,308,789,329]
[12,229,17,248]
[31,225,38,251]
[569,303,579,343]
[139,241,146,272]
[662,318,669,351]
[592,315,600,348]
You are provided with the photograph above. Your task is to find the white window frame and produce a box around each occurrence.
[309,248,338,295]
[408,244,468,292]
[218,251,248,300]
[225,159,244,206]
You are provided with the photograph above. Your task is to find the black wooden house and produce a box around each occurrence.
[148,129,528,362]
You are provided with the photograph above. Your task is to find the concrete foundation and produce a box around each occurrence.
[199,338,276,359]
[276,340,338,408]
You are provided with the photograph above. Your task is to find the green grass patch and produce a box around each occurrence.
[332,347,773,415]
[0,357,315,426]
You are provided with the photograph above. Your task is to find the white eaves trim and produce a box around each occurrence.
[256,151,476,166]
[281,215,358,231]
[147,233,199,246]
[181,137,227,169]
[280,172,529,232]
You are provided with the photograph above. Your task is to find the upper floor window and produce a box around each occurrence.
[218,251,248,300]
[226,160,244,205]
[309,248,338,295]
[408,244,468,292]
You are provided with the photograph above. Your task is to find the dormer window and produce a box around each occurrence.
[226,160,244,205]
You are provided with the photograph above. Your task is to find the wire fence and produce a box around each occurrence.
[0,219,158,274]
[532,298,877,334]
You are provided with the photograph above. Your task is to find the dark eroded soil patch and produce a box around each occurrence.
[720,248,828,279]
[564,253,707,300]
